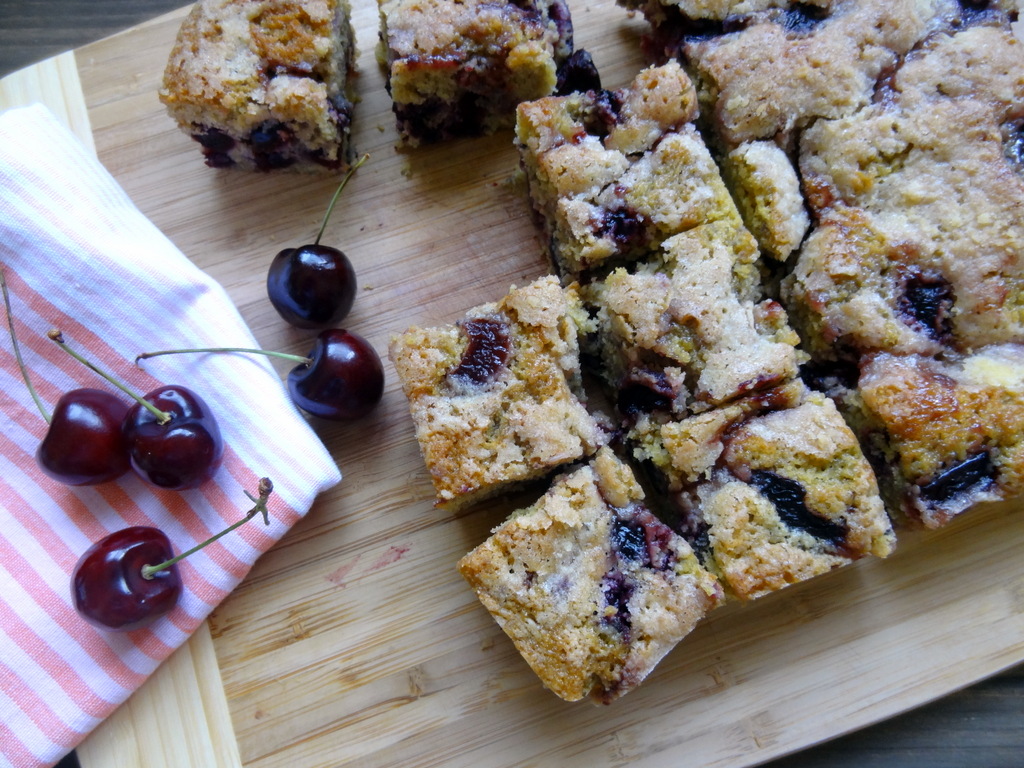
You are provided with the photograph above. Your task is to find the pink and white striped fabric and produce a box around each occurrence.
[0,105,342,767]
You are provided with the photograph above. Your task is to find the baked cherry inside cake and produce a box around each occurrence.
[388,276,610,511]
[160,0,356,171]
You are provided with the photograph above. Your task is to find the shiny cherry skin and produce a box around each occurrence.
[267,244,357,329]
[36,388,131,486]
[287,329,384,420]
[71,526,181,631]
[122,385,224,490]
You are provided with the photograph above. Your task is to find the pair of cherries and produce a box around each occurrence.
[141,153,385,422]
[35,332,223,492]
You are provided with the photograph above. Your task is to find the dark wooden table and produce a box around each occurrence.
[1,2,1021,766]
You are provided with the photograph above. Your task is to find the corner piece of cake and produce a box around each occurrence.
[851,346,1024,529]
[389,276,610,510]
[630,381,896,600]
[160,0,356,171]
[376,0,573,144]
[458,447,724,702]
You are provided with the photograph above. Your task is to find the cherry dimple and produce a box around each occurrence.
[72,526,182,632]
[123,385,224,491]
[287,328,385,420]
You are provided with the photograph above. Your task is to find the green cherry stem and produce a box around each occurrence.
[48,329,173,425]
[314,152,369,246]
[136,347,311,365]
[141,477,274,579]
[0,264,51,423]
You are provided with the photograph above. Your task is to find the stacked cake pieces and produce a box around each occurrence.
[160,0,357,171]
[619,0,1024,529]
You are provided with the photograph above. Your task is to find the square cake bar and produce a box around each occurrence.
[377,0,573,144]
[160,0,357,171]
[516,62,742,280]
[630,381,896,600]
[459,448,723,702]
[389,276,609,510]
[583,219,804,418]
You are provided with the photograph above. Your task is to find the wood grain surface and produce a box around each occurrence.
[2,2,1024,767]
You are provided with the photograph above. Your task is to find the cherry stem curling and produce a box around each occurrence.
[137,347,311,366]
[48,329,172,425]
[0,264,51,423]
[314,152,369,246]
[141,477,274,580]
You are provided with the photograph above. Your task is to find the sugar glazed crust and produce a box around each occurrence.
[388,276,610,510]
[377,0,574,144]
[458,448,723,702]
[160,0,356,171]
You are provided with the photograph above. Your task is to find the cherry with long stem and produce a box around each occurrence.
[137,328,384,421]
[267,154,369,329]
[73,477,273,631]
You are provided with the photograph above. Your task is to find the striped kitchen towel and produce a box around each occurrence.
[0,105,342,767]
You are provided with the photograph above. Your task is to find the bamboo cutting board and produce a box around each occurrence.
[3,3,1024,767]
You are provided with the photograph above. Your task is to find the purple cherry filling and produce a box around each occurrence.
[918,450,996,508]
[616,369,677,417]
[898,269,955,342]
[600,571,634,637]
[750,470,848,546]
[448,318,511,386]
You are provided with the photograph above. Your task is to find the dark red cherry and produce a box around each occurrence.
[71,526,181,631]
[266,244,357,328]
[123,385,224,490]
[287,329,384,420]
[36,388,131,485]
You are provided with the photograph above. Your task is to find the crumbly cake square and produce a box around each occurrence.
[515,62,742,280]
[160,0,356,171]
[583,219,803,417]
[630,381,895,600]
[848,346,1024,529]
[389,276,610,510]
[376,0,573,144]
[458,448,723,702]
